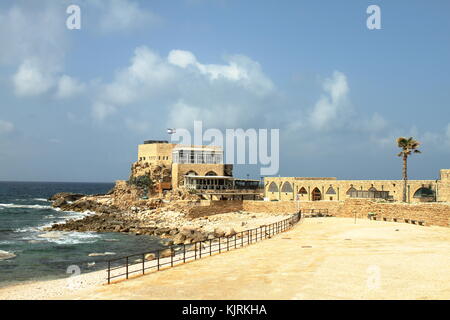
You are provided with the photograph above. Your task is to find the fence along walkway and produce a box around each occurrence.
[106,213,302,284]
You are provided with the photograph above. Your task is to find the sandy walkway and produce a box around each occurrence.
[1,217,449,299]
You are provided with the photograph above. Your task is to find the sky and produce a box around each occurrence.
[0,0,449,182]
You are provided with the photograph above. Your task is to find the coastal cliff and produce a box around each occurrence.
[46,181,280,245]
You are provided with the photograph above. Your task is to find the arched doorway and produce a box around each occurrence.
[413,187,435,202]
[312,187,322,201]
[281,182,293,193]
[268,182,279,193]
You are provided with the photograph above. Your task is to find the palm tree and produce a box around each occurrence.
[397,137,421,202]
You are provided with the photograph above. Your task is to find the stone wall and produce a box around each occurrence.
[333,199,450,227]
[186,200,244,218]
[240,199,450,227]
[264,174,449,203]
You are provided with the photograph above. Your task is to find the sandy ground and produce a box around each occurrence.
[1,217,449,300]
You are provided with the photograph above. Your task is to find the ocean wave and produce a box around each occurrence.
[0,203,52,210]
[0,250,16,261]
[33,198,49,202]
[15,226,40,233]
[38,231,101,245]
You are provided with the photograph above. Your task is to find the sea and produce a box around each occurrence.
[0,181,166,288]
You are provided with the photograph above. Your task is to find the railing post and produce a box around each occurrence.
[210,239,212,256]
[227,236,229,251]
[194,242,197,260]
[142,253,145,275]
[199,242,202,258]
[126,257,129,279]
[107,261,110,284]
[241,232,243,247]
[219,237,221,253]
[183,244,186,263]
[157,250,160,271]
[170,246,174,267]
[248,230,250,245]
[234,234,237,249]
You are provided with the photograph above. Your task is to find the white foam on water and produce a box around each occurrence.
[15,226,40,233]
[0,203,52,210]
[0,250,16,260]
[33,198,49,202]
[49,231,101,245]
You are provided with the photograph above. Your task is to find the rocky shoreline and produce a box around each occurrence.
[45,190,282,246]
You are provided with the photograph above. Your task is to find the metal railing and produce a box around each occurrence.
[106,212,301,284]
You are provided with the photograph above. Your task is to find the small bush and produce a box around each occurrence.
[128,175,154,193]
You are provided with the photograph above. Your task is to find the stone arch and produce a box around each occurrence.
[368,187,377,192]
[298,187,307,195]
[268,182,279,193]
[205,171,217,176]
[186,170,198,176]
[346,187,357,195]
[413,187,435,199]
[326,186,336,195]
[312,187,322,201]
[281,181,293,193]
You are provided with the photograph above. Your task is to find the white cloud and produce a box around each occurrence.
[168,100,241,128]
[55,75,86,99]
[12,59,55,96]
[308,71,349,130]
[0,120,14,134]
[168,50,274,95]
[92,102,117,121]
[93,47,275,128]
[98,47,176,107]
[0,3,66,67]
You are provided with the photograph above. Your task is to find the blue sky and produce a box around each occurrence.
[0,0,449,182]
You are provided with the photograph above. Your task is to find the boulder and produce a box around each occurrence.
[213,227,226,238]
[159,248,174,258]
[180,227,195,237]
[191,231,207,242]
[145,253,156,261]
[49,192,85,202]
[224,227,237,237]
[52,197,67,208]
[173,233,187,245]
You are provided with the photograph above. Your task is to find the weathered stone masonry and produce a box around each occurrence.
[264,169,450,203]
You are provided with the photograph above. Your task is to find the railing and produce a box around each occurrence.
[106,212,301,284]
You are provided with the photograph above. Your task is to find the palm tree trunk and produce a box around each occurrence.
[402,154,408,202]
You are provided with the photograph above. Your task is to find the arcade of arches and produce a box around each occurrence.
[264,169,450,203]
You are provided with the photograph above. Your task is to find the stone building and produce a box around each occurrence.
[131,140,235,190]
[264,169,450,203]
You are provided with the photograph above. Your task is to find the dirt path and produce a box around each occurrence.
[52,217,450,300]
